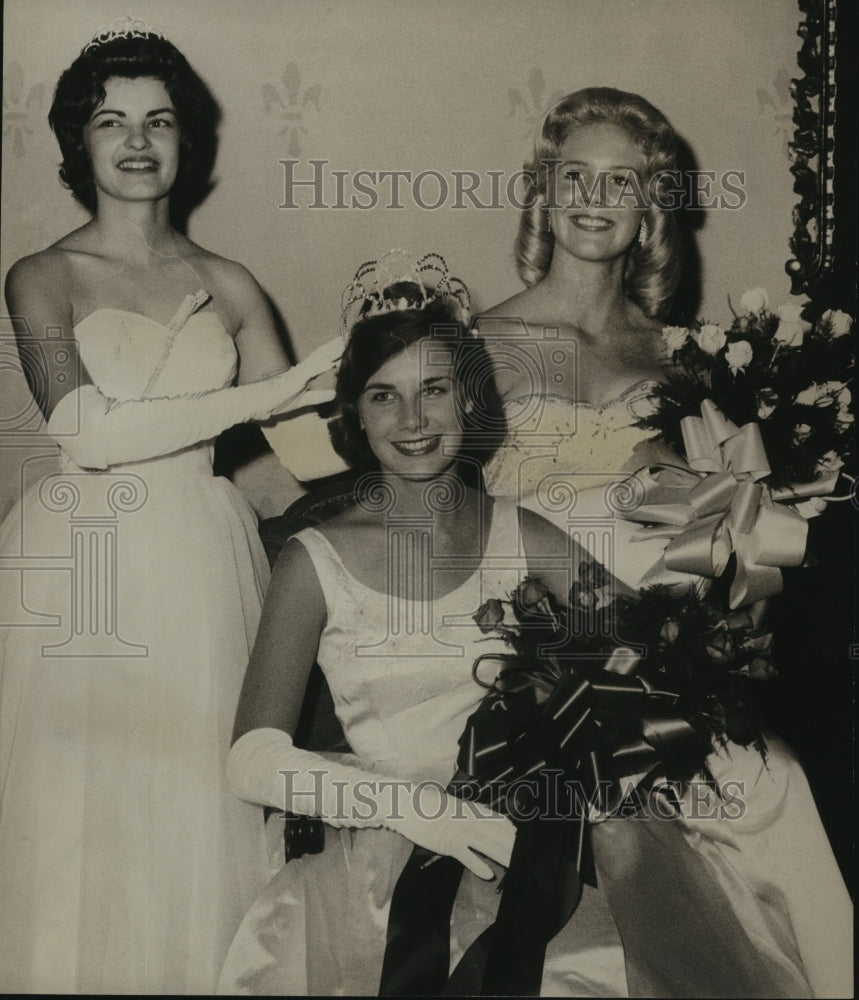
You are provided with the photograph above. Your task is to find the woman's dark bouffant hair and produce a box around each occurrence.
[517,87,682,320]
[329,288,504,472]
[48,34,220,216]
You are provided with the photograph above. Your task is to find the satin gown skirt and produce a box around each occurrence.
[0,302,274,993]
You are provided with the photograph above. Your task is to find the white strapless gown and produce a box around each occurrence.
[482,386,853,999]
[0,297,272,993]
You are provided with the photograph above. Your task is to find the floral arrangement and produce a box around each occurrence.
[602,291,856,612]
[381,569,776,997]
[469,571,771,787]
[650,290,854,492]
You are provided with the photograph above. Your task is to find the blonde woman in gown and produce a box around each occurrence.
[474,87,852,997]
[0,27,339,994]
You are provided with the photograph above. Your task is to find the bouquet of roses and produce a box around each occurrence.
[464,568,772,807]
[649,291,853,493]
[380,568,774,998]
[610,292,855,611]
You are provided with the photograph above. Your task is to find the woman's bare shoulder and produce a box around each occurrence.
[5,241,85,311]
[182,245,269,327]
[475,287,542,330]
[517,505,570,555]
[621,305,670,372]
[7,237,80,282]
[184,244,260,293]
[473,286,572,354]
[7,223,112,288]
[473,288,551,363]
[313,504,376,548]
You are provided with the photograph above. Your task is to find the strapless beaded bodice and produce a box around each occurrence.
[67,295,238,476]
[484,381,659,499]
[74,305,237,401]
[483,382,700,592]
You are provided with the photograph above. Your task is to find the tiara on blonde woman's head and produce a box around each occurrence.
[340,250,471,337]
[83,15,166,53]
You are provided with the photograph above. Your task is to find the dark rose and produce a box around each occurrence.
[705,628,736,665]
[756,386,779,420]
[516,578,551,611]
[568,581,597,612]
[747,657,777,681]
[741,629,773,655]
[473,598,505,634]
[579,559,608,590]
[792,422,813,444]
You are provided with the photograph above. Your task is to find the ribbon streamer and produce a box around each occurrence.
[379,649,709,997]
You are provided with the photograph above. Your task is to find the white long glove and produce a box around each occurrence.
[227,727,516,880]
[46,338,343,471]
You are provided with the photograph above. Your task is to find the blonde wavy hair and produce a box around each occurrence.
[516,87,682,320]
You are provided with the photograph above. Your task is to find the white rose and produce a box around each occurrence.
[773,320,806,347]
[777,303,806,323]
[773,302,812,347]
[661,326,689,352]
[822,309,853,337]
[725,340,753,372]
[739,287,769,314]
[693,324,727,355]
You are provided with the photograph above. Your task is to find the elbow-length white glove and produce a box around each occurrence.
[227,727,516,880]
[46,339,343,470]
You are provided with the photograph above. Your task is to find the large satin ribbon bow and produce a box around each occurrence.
[620,400,826,609]
[379,647,708,997]
[455,646,702,818]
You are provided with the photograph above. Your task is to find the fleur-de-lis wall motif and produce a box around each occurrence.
[756,68,793,153]
[262,62,321,157]
[508,68,566,140]
[3,61,45,157]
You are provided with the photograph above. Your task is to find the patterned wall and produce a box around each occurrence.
[1,0,803,517]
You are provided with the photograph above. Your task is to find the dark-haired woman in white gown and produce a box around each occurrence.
[0,25,339,994]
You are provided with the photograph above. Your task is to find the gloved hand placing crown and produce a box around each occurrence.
[266,337,343,417]
[47,337,343,471]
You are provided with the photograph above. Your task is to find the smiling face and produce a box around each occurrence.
[83,76,180,206]
[356,340,467,480]
[549,122,648,263]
